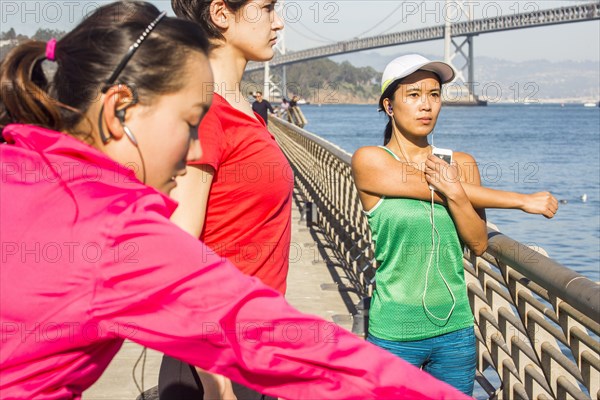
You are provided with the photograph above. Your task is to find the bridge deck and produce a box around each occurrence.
[82,188,356,400]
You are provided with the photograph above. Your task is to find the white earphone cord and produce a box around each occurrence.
[391,129,454,322]
[421,189,456,322]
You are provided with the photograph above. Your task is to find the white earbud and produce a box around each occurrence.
[122,125,139,147]
[116,108,139,147]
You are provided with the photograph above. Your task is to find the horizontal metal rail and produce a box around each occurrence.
[269,115,600,399]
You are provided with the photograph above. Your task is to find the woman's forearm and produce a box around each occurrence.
[462,185,558,218]
[170,164,215,237]
[444,189,488,256]
[462,184,525,209]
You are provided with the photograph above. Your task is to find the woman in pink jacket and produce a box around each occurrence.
[0,1,469,399]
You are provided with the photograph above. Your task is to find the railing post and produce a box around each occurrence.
[304,201,315,228]
[351,297,370,337]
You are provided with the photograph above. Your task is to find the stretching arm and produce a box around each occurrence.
[352,146,558,218]
[462,185,557,218]
[93,205,470,400]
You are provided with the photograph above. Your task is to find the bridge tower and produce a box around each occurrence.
[262,1,286,102]
[262,60,283,102]
[444,0,484,105]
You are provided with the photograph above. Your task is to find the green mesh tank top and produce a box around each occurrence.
[366,146,473,341]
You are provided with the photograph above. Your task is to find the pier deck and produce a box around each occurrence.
[82,189,356,400]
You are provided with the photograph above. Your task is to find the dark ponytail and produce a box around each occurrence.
[383,118,393,145]
[1,1,210,138]
[380,82,399,146]
[0,41,67,134]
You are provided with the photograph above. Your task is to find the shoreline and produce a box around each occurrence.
[296,100,600,106]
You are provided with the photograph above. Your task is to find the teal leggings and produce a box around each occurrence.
[367,327,476,396]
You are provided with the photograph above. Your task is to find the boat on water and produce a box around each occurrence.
[583,102,598,107]
[443,98,488,107]
[522,98,540,106]
[442,90,488,107]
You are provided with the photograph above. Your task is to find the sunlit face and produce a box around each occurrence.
[126,52,213,194]
[386,70,442,139]
[227,0,284,61]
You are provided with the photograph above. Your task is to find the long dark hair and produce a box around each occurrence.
[172,0,249,42]
[380,82,400,146]
[0,1,210,137]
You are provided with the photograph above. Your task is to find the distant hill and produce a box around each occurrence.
[243,58,381,104]
[245,51,600,104]
[334,51,600,103]
[4,28,597,104]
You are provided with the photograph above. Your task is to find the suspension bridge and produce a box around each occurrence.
[248,1,600,104]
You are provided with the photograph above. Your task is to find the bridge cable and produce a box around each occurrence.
[286,21,335,44]
[374,18,416,37]
[355,2,405,38]
[295,20,337,43]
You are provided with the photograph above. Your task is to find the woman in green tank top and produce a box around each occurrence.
[351,55,559,396]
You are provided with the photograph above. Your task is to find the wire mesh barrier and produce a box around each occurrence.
[269,115,600,400]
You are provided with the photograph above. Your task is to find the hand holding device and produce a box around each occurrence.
[428,147,453,191]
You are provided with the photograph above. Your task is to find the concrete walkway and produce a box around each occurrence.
[83,189,358,400]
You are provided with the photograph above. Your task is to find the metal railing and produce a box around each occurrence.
[268,116,600,400]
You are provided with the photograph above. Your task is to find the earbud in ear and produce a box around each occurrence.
[115,86,139,122]
[387,105,393,114]
[116,108,126,123]
[114,107,139,147]
[100,85,139,145]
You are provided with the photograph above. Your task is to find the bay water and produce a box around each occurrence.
[299,103,600,281]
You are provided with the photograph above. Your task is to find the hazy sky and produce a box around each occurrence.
[1,0,599,62]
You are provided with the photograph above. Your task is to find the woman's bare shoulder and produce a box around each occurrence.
[352,146,389,167]
[453,151,477,165]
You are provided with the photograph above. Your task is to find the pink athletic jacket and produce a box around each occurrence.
[0,124,469,399]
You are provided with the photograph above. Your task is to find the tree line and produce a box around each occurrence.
[244,58,382,104]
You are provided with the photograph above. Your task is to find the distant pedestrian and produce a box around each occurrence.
[252,91,274,125]
[279,97,290,117]
[289,95,299,108]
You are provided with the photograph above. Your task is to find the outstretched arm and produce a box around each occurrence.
[95,208,469,400]
[461,185,557,218]
[352,146,558,218]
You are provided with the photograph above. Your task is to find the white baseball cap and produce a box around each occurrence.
[380,54,455,96]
